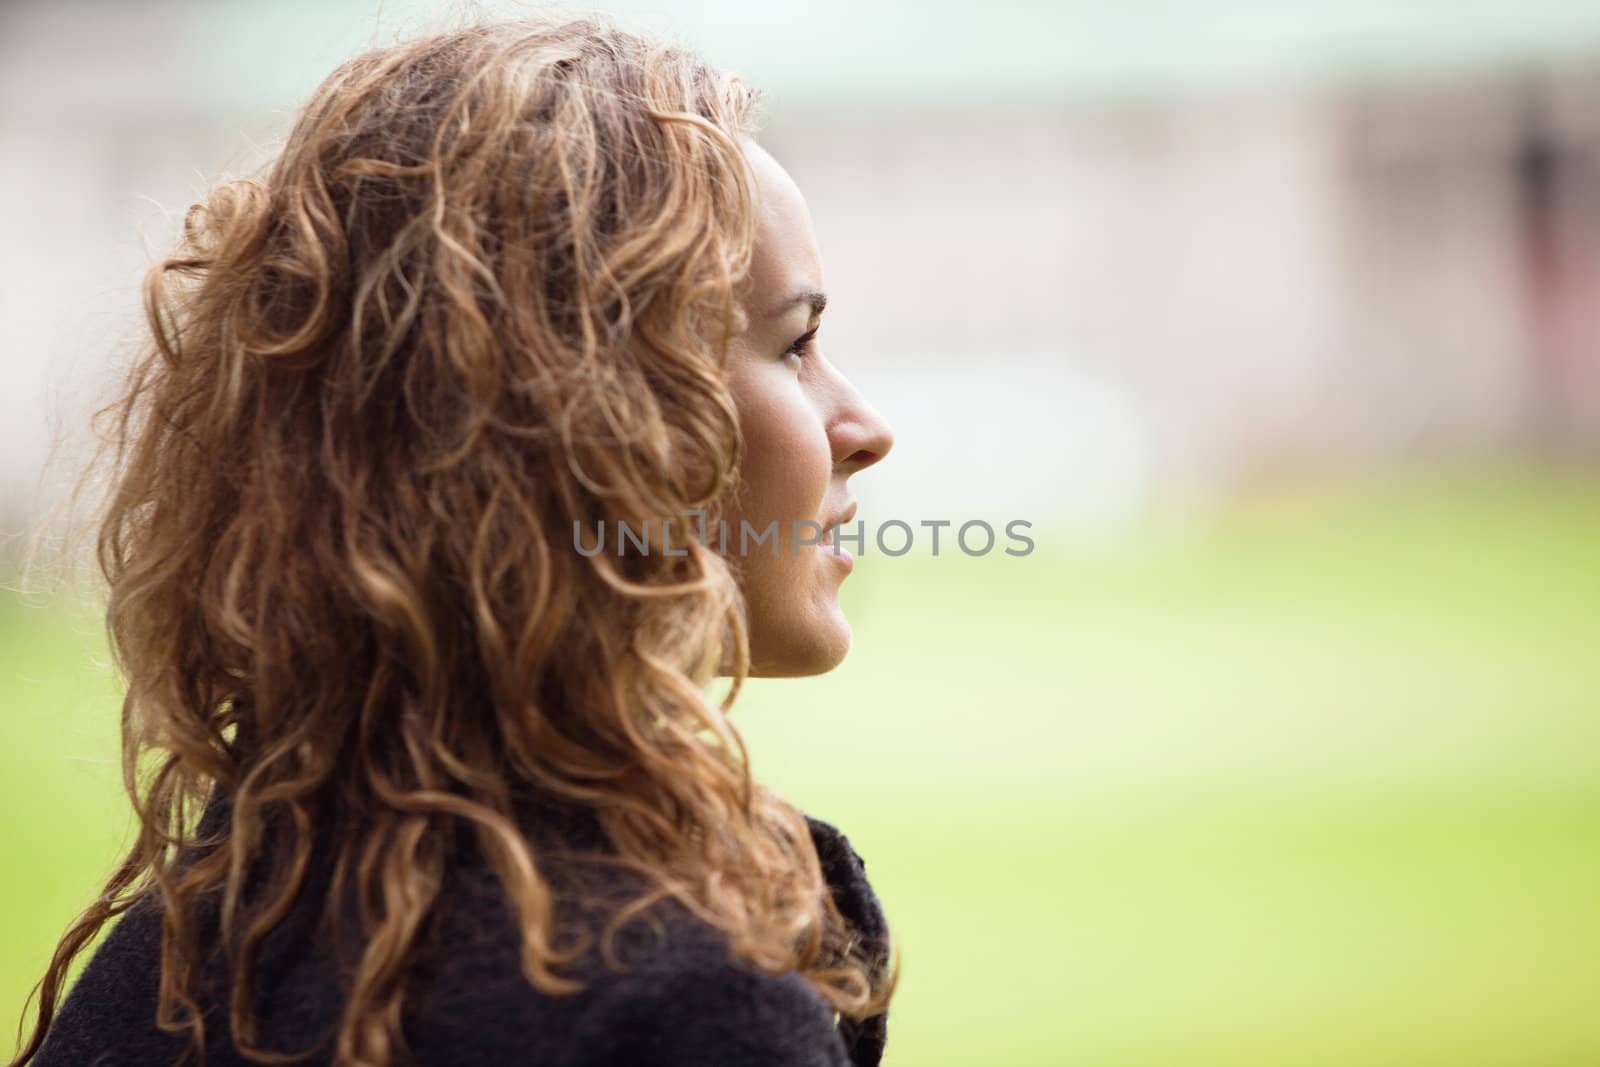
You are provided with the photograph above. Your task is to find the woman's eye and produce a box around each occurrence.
[783,329,817,364]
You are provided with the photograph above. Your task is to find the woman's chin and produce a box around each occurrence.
[746,610,852,678]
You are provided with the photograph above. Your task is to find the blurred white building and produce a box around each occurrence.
[4,1,1600,549]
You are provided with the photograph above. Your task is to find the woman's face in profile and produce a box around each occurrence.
[724,142,895,678]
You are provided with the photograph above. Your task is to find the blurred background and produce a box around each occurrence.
[3,1,1598,1064]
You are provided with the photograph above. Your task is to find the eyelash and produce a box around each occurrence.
[783,329,817,363]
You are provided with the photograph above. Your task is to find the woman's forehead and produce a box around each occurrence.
[745,144,824,313]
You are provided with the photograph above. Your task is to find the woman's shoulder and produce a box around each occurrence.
[556,940,850,1067]
[414,885,854,1066]
[32,809,884,1067]
[409,812,883,1067]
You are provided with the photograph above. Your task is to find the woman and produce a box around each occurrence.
[13,15,897,1067]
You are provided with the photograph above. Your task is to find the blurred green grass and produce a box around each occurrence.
[6,462,1600,1065]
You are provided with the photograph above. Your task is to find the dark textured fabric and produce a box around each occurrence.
[31,797,890,1067]
[806,821,890,1067]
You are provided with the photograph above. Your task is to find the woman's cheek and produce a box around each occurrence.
[743,370,828,526]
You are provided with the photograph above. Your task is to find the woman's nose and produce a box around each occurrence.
[830,378,895,474]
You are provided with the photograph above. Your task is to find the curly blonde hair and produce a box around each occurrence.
[13,16,893,1067]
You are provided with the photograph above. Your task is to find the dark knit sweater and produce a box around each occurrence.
[32,794,889,1067]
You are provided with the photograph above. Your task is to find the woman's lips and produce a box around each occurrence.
[818,526,854,569]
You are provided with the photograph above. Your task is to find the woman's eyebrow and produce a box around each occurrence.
[768,287,827,320]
